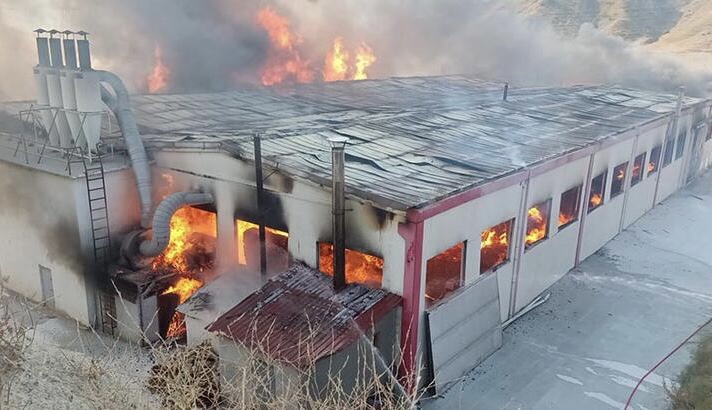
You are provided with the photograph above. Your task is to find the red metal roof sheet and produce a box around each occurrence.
[206,263,401,366]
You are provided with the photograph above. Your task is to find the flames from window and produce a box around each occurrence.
[480,220,511,273]
[151,207,217,274]
[558,186,580,229]
[151,206,216,339]
[425,243,463,307]
[147,45,170,93]
[589,193,602,208]
[318,243,383,288]
[236,220,289,273]
[161,277,202,338]
[525,202,549,247]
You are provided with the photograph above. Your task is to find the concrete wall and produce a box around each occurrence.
[0,161,92,324]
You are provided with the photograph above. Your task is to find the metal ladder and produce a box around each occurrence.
[82,157,117,335]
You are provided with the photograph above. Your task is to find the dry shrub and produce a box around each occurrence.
[147,341,220,409]
[0,282,33,377]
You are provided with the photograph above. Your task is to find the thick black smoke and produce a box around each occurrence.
[0,0,711,99]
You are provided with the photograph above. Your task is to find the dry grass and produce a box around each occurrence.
[0,281,418,409]
[667,330,712,409]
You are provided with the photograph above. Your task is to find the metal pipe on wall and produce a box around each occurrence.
[253,135,268,280]
[329,136,349,291]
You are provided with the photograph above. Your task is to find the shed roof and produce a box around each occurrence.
[206,263,401,367]
[1,75,707,210]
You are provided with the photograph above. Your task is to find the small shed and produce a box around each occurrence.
[207,264,402,401]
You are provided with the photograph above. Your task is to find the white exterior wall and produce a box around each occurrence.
[515,156,589,312]
[622,126,666,227]
[422,183,521,322]
[0,161,92,324]
[580,138,635,260]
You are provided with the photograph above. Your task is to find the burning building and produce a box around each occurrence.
[1,30,712,395]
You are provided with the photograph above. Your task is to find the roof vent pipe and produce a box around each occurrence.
[328,136,349,291]
[97,70,153,228]
[138,192,215,257]
[503,82,509,102]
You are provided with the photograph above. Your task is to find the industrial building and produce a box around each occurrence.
[1,30,711,394]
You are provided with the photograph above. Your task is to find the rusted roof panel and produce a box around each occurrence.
[206,264,401,367]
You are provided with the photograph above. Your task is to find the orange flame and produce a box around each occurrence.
[590,193,602,208]
[616,168,625,181]
[647,161,656,173]
[147,45,170,93]
[525,205,548,247]
[151,207,217,273]
[236,220,288,265]
[480,221,510,273]
[318,243,383,288]
[323,37,350,82]
[162,277,203,304]
[255,7,314,86]
[558,212,576,227]
[323,38,376,82]
[353,43,376,80]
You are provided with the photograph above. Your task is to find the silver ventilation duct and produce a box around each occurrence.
[138,192,215,257]
[97,70,153,228]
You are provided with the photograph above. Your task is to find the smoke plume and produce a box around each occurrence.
[0,0,710,100]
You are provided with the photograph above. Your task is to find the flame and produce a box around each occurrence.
[254,6,376,86]
[589,193,602,208]
[632,163,642,180]
[647,161,656,173]
[236,220,288,265]
[322,38,376,82]
[480,221,510,273]
[616,168,625,181]
[323,37,350,82]
[162,277,203,304]
[161,277,202,339]
[319,243,383,288]
[255,7,314,86]
[425,243,463,306]
[525,205,548,247]
[353,43,376,80]
[151,207,217,273]
[147,45,170,93]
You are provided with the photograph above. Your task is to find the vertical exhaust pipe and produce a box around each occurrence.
[328,136,349,291]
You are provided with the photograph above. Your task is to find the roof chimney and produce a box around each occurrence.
[328,136,349,291]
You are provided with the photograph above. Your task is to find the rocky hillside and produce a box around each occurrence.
[516,0,710,48]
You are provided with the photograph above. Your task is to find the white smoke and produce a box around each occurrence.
[0,0,710,100]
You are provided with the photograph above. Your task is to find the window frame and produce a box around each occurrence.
[675,133,686,160]
[480,218,514,274]
[610,161,628,199]
[648,145,662,176]
[524,199,552,250]
[588,171,607,213]
[558,184,581,231]
[631,153,645,186]
[424,241,466,308]
[663,137,675,167]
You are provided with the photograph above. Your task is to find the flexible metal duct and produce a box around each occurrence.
[97,70,152,228]
[139,192,215,257]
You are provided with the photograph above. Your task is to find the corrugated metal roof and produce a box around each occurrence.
[206,264,401,367]
[1,75,706,210]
